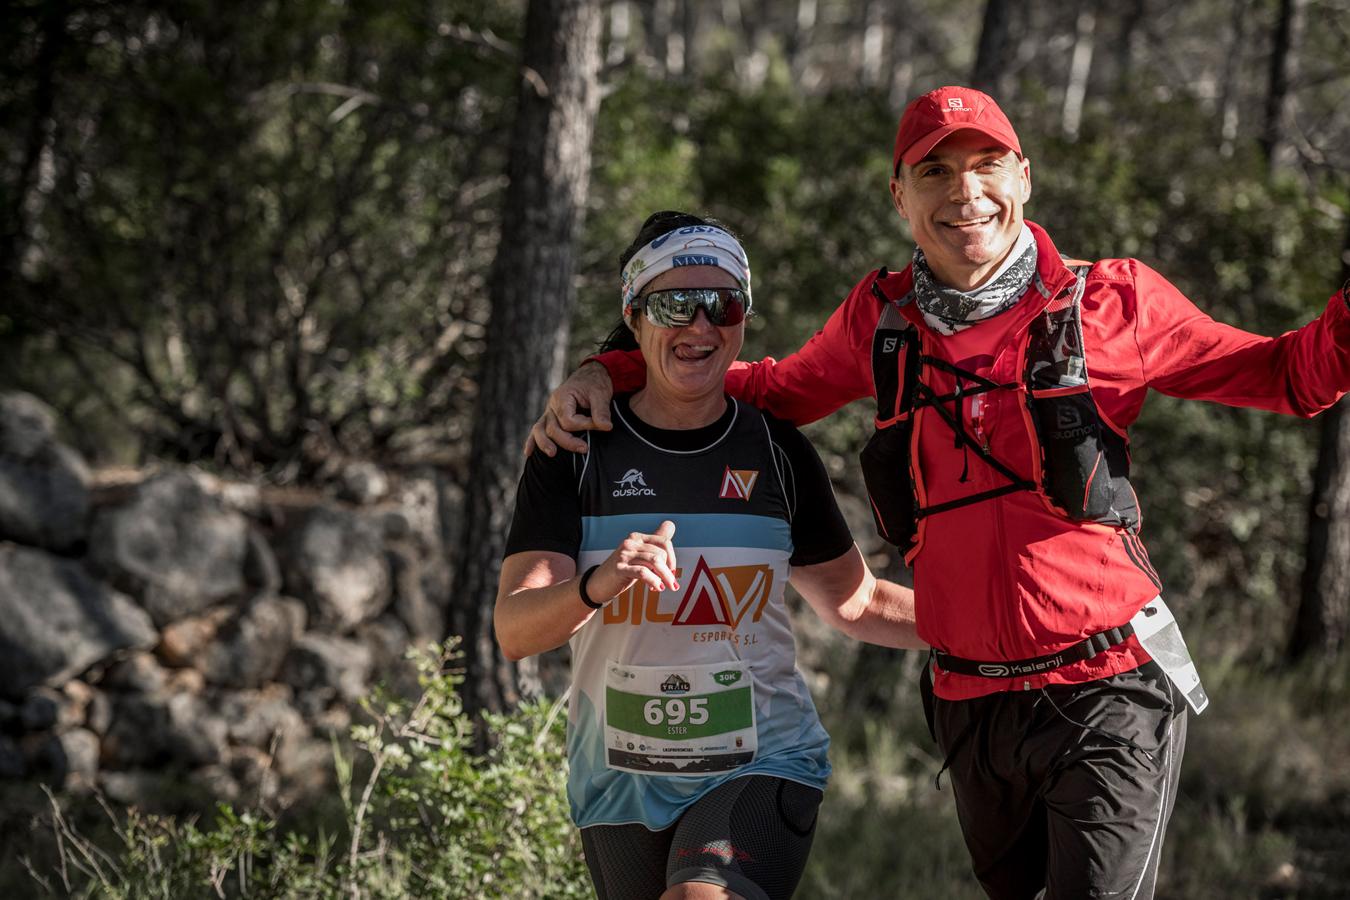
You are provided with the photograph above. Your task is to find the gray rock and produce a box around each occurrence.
[90,471,249,625]
[227,746,280,806]
[338,462,389,505]
[157,606,232,667]
[219,687,307,750]
[20,687,81,731]
[189,764,240,804]
[281,633,372,716]
[242,528,282,594]
[43,727,100,787]
[165,692,228,766]
[84,688,112,736]
[197,596,306,688]
[0,392,90,552]
[0,735,25,778]
[389,475,442,549]
[358,614,421,696]
[102,694,171,767]
[101,769,175,808]
[283,507,390,630]
[105,690,228,768]
[0,543,157,698]
[102,651,169,694]
[389,542,445,643]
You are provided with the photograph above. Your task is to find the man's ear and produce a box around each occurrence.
[889,175,909,221]
[1020,156,1032,203]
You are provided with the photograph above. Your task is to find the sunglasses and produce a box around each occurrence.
[635,288,752,328]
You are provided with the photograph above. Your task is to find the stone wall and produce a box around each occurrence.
[0,392,463,811]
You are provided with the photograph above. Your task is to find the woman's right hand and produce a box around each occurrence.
[585,520,679,606]
[525,361,615,457]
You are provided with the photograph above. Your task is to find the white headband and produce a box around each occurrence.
[620,224,752,317]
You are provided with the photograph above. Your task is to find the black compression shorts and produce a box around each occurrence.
[580,774,823,900]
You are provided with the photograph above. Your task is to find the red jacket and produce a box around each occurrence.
[600,221,1350,700]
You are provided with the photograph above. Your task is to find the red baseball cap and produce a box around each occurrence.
[892,86,1021,173]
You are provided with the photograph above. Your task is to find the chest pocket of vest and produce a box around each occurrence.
[859,325,921,547]
[1025,297,1140,531]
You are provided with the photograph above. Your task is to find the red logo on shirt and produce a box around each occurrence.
[719,467,759,500]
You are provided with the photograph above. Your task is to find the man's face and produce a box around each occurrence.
[890,130,1031,292]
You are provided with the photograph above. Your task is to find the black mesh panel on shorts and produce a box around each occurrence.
[668,775,822,900]
[581,821,673,900]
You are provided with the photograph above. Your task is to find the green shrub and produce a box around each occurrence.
[27,641,590,899]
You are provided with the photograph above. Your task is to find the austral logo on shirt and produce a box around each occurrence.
[603,556,773,632]
[719,467,759,501]
[613,468,656,497]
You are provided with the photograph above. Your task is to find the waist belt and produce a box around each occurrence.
[933,624,1135,679]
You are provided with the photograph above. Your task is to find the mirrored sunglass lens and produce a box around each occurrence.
[644,289,747,326]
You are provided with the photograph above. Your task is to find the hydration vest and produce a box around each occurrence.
[859,264,1141,560]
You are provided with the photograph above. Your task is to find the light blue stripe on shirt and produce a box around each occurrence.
[581,513,792,553]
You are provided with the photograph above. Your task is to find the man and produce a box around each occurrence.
[528,86,1350,899]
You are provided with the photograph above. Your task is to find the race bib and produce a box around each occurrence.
[1131,596,1208,715]
[604,660,757,775]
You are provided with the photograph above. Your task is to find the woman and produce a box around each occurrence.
[496,211,922,900]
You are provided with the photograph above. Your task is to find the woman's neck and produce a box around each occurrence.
[628,386,727,430]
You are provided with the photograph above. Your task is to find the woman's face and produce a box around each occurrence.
[630,265,744,405]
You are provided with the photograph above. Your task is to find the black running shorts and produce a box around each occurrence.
[580,774,823,900]
[929,662,1187,900]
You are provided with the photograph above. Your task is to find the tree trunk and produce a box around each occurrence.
[1060,0,1098,140]
[859,0,886,88]
[1261,0,1305,171]
[972,0,1014,98]
[1113,0,1146,91]
[1217,0,1251,157]
[887,0,916,108]
[453,0,603,716]
[1290,217,1350,663]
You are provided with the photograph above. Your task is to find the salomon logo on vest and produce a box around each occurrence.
[613,469,656,497]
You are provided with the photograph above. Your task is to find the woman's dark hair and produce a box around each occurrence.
[599,210,734,353]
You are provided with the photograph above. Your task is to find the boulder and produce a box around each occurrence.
[283,507,390,630]
[218,686,307,750]
[189,764,241,805]
[196,596,306,688]
[227,745,280,806]
[388,542,445,643]
[243,528,282,594]
[101,769,176,808]
[102,690,228,768]
[84,688,112,736]
[280,633,373,716]
[20,687,82,731]
[101,694,171,768]
[0,735,26,778]
[0,392,90,552]
[357,614,419,695]
[0,543,157,698]
[90,471,249,625]
[165,693,229,765]
[158,606,233,667]
[337,462,389,505]
[41,727,100,788]
[102,651,169,694]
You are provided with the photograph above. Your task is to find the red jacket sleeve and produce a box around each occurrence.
[592,276,881,427]
[1133,260,1350,416]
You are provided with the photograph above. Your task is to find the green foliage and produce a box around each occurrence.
[29,642,589,899]
[3,1,523,471]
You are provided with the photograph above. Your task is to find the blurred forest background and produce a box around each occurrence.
[4,0,1350,896]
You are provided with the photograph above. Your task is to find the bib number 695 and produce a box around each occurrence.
[643,697,709,726]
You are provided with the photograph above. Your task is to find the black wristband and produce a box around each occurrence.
[578,565,605,609]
